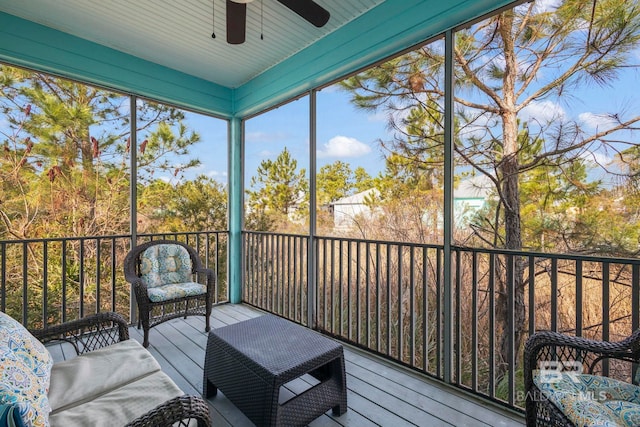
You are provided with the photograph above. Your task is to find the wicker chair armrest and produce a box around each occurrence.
[130,279,149,297]
[125,395,211,427]
[194,266,215,282]
[30,312,130,355]
[124,270,144,286]
[524,330,640,393]
[526,330,639,365]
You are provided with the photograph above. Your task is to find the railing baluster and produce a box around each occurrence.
[603,261,610,377]
[322,238,327,330]
[398,244,403,361]
[551,258,558,332]
[386,243,391,357]
[633,264,639,384]
[356,241,361,345]
[43,241,48,328]
[1,242,6,312]
[488,252,495,398]
[472,251,478,392]
[576,260,583,337]
[96,238,101,314]
[455,249,461,385]
[347,240,352,342]
[376,243,381,352]
[528,256,535,336]
[338,239,343,337]
[409,245,415,367]
[111,238,117,312]
[366,242,371,349]
[329,239,336,334]
[22,242,27,326]
[423,246,428,373]
[507,254,515,407]
[436,248,442,379]
[62,240,67,323]
[79,239,85,319]
[293,236,298,322]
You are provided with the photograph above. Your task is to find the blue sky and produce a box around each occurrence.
[175,0,640,190]
[181,65,640,190]
[180,84,390,186]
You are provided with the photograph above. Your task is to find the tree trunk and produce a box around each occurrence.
[495,11,526,383]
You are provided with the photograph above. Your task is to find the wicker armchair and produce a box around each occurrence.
[124,240,214,347]
[31,312,211,427]
[524,329,640,426]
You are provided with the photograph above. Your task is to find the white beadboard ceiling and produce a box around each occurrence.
[0,0,383,88]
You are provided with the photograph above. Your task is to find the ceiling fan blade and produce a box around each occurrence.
[276,0,330,28]
[226,0,247,44]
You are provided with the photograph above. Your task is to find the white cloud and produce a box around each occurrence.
[207,170,227,178]
[579,150,614,168]
[520,100,566,124]
[367,111,387,123]
[245,131,288,143]
[578,112,619,131]
[531,0,561,13]
[317,135,371,158]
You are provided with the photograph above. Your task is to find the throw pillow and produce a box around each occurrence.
[0,312,53,427]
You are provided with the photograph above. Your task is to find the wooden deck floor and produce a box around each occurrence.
[51,303,526,426]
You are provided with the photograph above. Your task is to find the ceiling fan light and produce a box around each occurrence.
[230,0,254,3]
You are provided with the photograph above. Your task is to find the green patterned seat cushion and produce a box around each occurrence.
[139,244,192,289]
[146,282,207,303]
[0,312,53,427]
[533,371,640,427]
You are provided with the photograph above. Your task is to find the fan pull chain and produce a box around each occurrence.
[211,0,216,39]
[260,0,264,40]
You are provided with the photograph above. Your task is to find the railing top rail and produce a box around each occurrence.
[0,230,229,246]
[315,234,444,249]
[243,230,310,239]
[242,230,640,264]
[452,244,640,265]
[243,230,445,250]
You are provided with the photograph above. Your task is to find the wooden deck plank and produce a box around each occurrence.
[45,304,525,426]
[344,347,522,426]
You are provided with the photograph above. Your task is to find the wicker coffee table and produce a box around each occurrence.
[203,314,347,426]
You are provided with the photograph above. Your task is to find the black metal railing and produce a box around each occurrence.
[4,228,639,412]
[0,231,228,329]
[243,231,309,326]
[242,230,640,411]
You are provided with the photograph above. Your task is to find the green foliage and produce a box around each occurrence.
[0,65,205,240]
[245,147,308,229]
[353,166,375,193]
[338,0,640,385]
[139,175,228,233]
[339,0,640,256]
[317,161,353,205]
[0,65,223,325]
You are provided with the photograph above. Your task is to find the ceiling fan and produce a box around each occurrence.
[225,0,330,44]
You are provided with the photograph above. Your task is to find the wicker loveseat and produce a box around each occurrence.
[525,330,640,427]
[0,310,210,427]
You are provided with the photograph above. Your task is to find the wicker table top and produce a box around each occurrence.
[210,314,343,378]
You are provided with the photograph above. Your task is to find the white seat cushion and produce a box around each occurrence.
[49,370,183,427]
[48,339,160,412]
